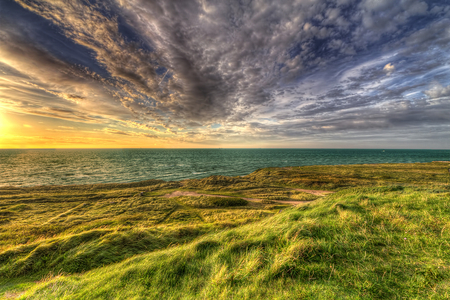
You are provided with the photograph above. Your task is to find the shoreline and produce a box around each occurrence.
[1,161,449,190]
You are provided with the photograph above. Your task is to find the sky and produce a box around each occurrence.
[0,0,449,149]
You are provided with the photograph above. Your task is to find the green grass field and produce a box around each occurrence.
[1,162,449,299]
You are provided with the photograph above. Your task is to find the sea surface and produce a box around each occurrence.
[1,149,449,187]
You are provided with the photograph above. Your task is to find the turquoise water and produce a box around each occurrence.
[0,149,449,187]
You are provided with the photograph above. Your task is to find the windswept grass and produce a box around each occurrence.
[290,191,319,201]
[0,162,449,299]
[14,185,450,299]
[0,180,277,283]
[176,196,248,208]
[244,162,450,189]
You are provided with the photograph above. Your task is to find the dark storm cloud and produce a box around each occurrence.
[0,0,449,146]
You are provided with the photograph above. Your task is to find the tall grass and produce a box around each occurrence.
[0,183,276,281]
[0,162,449,299]
[17,186,450,299]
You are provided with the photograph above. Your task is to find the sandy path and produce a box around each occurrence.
[162,191,312,205]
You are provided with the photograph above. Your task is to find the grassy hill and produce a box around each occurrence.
[1,162,449,299]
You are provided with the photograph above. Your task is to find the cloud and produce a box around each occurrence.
[0,0,449,147]
[425,83,450,99]
[102,127,157,139]
[383,63,395,75]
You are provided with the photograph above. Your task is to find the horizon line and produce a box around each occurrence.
[1,148,449,150]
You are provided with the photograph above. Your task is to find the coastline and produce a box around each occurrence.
[2,149,450,188]
[1,161,449,190]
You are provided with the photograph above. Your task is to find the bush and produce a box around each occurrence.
[210,197,247,207]
[178,196,247,208]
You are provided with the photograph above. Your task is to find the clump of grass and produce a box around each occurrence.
[290,192,319,201]
[8,204,31,212]
[200,209,273,224]
[0,210,14,217]
[176,196,247,208]
[183,175,244,190]
[242,187,291,200]
[209,197,247,207]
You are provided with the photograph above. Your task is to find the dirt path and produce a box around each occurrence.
[162,191,313,205]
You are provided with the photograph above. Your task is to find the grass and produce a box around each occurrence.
[0,181,278,282]
[0,162,449,299]
[176,196,248,208]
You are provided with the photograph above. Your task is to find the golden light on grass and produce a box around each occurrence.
[1,162,450,298]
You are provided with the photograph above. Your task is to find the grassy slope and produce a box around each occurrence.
[0,185,282,280]
[0,162,449,299]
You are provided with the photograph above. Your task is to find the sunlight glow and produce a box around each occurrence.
[0,113,5,132]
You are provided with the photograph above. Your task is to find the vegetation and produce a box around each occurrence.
[0,162,449,299]
[0,183,279,282]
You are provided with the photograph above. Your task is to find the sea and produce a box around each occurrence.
[1,149,449,187]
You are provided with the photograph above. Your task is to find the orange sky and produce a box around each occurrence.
[0,110,188,149]
[0,109,282,149]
